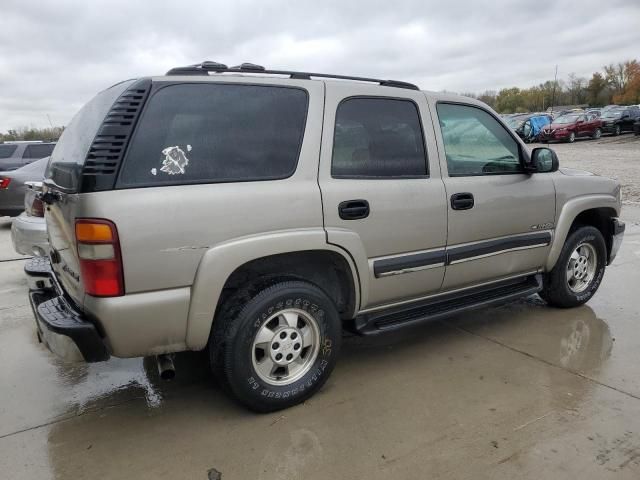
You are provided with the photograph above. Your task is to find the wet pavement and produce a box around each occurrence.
[1,210,640,480]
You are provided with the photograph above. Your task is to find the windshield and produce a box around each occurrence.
[601,110,623,119]
[553,114,580,124]
[505,116,526,128]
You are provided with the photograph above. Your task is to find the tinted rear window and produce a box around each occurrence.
[0,145,17,158]
[23,144,55,159]
[117,83,308,187]
[48,80,134,191]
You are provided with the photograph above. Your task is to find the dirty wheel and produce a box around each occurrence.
[592,128,602,140]
[209,280,341,412]
[540,226,606,308]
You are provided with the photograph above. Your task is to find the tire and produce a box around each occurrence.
[209,280,342,412]
[540,226,606,308]
[614,125,621,136]
[567,131,576,143]
[592,128,602,140]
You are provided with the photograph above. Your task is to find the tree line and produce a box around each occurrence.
[463,59,639,114]
[1,58,639,140]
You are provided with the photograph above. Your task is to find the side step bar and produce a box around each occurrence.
[354,274,542,335]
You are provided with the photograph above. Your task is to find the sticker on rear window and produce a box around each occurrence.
[159,145,191,175]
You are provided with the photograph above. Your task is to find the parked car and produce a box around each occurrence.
[26,62,624,412]
[600,106,640,136]
[0,157,49,217]
[505,113,552,143]
[11,179,48,257]
[539,113,602,143]
[0,141,56,171]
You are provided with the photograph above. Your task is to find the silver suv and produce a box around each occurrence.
[27,62,625,412]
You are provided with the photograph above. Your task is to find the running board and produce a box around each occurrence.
[354,274,542,335]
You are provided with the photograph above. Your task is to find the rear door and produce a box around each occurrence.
[318,83,447,310]
[430,99,556,291]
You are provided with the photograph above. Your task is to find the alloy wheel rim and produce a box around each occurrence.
[251,308,320,386]
[566,243,597,293]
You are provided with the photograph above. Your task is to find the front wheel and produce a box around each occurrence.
[540,226,606,308]
[592,128,602,140]
[614,125,621,136]
[567,131,576,143]
[209,280,342,412]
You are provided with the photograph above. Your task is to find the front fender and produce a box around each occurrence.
[185,228,361,350]
[546,194,620,270]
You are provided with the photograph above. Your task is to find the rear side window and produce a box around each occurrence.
[0,145,17,158]
[331,97,427,178]
[48,80,135,191]
[23,144,55,159]
[117,84,308,187]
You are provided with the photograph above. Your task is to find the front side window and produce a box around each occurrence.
[118,83,308,187]
[331,97,427,178]
[436,103,522,176]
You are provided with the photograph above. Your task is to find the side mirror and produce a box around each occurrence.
[527,147,559,173]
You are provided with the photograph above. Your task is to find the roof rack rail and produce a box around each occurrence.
[165,61,420,90]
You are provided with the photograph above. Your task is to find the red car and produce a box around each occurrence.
[540,113,602,143]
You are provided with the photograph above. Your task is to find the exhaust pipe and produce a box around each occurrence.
[157,354,176,380]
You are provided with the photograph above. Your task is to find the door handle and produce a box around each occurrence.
[339,199,370,220]
[451,192,474,210]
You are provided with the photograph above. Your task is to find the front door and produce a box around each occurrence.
[431,100,556,291]
[319,84,447,310]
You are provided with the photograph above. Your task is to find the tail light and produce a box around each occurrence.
[29,198,45,217]
[0,177,10,189]
[75,219,124,297]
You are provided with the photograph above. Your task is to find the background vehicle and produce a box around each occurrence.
[540,113,602,142]
[600,106,640,135]
[505,113,552,142]
[0,141,55,171]
[11,178,48,256]
[26,63,624,412]
[0,157,49,217]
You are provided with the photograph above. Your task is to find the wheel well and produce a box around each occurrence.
[217,250,357,320]
[569,207,617,260]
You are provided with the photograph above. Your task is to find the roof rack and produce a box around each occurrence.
[165,61,420,91]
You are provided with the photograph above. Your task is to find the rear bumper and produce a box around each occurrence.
[11,213,48,256]
[608,218,625,265]
[26,257,110,363]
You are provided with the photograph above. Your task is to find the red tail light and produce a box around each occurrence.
[30,198,45,217]
[0,177,10,189]
[75,219,124,297]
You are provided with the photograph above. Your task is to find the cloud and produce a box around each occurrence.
[0,0,638,130]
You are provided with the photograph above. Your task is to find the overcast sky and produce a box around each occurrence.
[1,0,639,131]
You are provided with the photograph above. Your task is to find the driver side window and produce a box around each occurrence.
[437,103,522,176]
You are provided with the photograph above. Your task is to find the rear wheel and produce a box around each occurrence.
[614,124,621,136]
[540,226,606,308]
[567,131,576,143]
[592,128,602,140]
[209,280,342,412]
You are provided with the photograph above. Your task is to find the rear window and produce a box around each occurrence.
[48,80,135,191]
[23,143,55,159]
[0,145,17,158]
[117,83,308,187]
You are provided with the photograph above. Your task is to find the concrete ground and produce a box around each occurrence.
[1,141,640,479]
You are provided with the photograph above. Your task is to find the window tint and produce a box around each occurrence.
[436,103,522,176]
[0,145,18,158]
[331,98,427,178]
[118,84,308,187]
[23,144,55,159]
